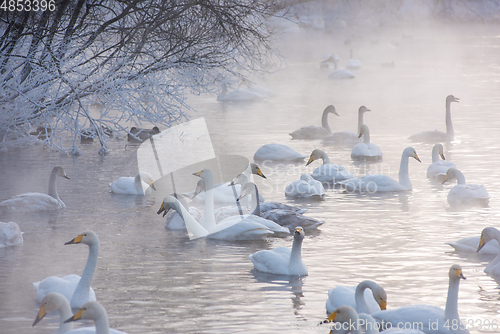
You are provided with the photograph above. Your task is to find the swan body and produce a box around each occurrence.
[477,227,500,276]
[372,264,469,334]
[110,171,156,195]
[239,182,323,231]
[0,222,23,247]
[447,235,499,255]
[285,174,325,199]
[253,143,306,162]
[127,126,159,143]
[326,280,387,315]
[351,124,383,161]
[409,95,459,143]
[33,231,98,309]
[322,106,370,147]
[427,144,456,180]
[217,83,264,102]
[444,168,489,206]
[339,147,420,192]
[64,301,127,334]
[0,166,69,211]
[249,227,308,275]
[259,202,306,214]
[306,149,353,183]
[289,105,339,140]
[328,56,356,79]
[346,49,362,69]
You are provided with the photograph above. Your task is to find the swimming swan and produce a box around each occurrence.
[0,221,23,247]
[33,231,98,309]
[371,264,469,334]
[217,83,264,102]
[447,233,499,255]
[253,143,306,162]
[64,301,127,334]
[427,144,456,180]
[409,95,459,143]
[249,227,308,276]
[33,292,74,334]
[306,149,354,183]
[339,147,420,192]
[346,49,362,69]
[0,166,69,211]
[328,56,356,79]
[326,280,387,315]
[285,174,325,199]
[350,124,383,161]
[289,105,339,140]
[477,227,500,276]
[443,168,489,206]
[110,171,156,195]
[322,106,370,147]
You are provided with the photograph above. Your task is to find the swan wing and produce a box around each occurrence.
[110,177,138,194]
[447,236,499,254]
[0,192,64,211]
[249,247,291,274]
[290,126,330,140]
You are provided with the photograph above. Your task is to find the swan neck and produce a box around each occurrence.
[431,146,440,163]
[398,151,412,190]
[174,199,208,239]
[354,281,372,313]
[358,110,364,133]
[320,151,331,164]
[446,100,454,139]
[134,174,144,195]
[455,170,466,185]
[48,169,60,199]
[362,127,370,144]
[202,176,217,230]
[289,237,303,266]
[250,184,261,216]
[444,276,460,321]
[57,303,74,334]
[94,313,110,334]
[321,108,332,134]
[73,243,99,304]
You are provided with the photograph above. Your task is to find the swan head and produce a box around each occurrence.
[237,182,257,201]
[477,227,499,252]
[193,169,213,180]
[64,230,98,246]
[54,166,70,179]
[249,163,267,179]
[33,292,68,327]
[324,305,358,324]
[443,167,461,184]
[446,95,460,104]
[325,105,339,116]
[403,147,421,163]
[449,264,466,281]
[138,172,156,191]
[157,196,179,217]
[306,149,325,166]
[294,226,305,240]
[359,105,371,113]
[64,301,107,323]
[358,124,369,138]
[192,179,206,199]
[229,173,248,186]
[299,174,311,182]
[433,143,445,160]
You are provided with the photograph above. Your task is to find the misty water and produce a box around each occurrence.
[1,24,500,334]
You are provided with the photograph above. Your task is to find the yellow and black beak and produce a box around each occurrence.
[256,167,267,179]
[456,269,466,280]
[157,202,170,217]
[63,175,70,180]
[65,234,84,245]
[64,308,83,323]
[477,237,486,252]
[32,305,47,327]
[149,181,156,191]
[306,155,314,166]
[440,152,446,160]
[379,300,387,310]
[414,152,421,163]
[326,310,338,323]
[193,170,203,177]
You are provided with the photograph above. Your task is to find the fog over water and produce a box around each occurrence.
[1,8,500,334]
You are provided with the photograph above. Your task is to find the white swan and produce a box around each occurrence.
[253,143,306,162]
[322,106,370,147]
[217,83,264,102]
[328,56,356,79]
[240,78,276,97]
[289,105,339,140]
[239,182,324,231]
[338,147,420,192]
[323,306,425,334]
[64,301,127,334]
[427,144,456,180]
[371,264,469,334]
[306,149,354,183]
[110,171,156,195]
[0,166,70,211]
[164,193,203,230]
[351,124,383,161]
[477,227,500,276]
[0,221,23,247]
[447,234,499,255]
[409,95,459,143]
[33,231,98,309]
[285,174,325,199]
[443,168,489,206]
[33,292,75,334]
[249,227,308,276]
[326,280,387,315]
[346,49,362,69]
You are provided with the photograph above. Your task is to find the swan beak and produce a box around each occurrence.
[456,269,466,280]
[442,174,448,184]
[256,167,267,179]
[477,237,486,252]
[294,227,303,235]
[306,155,314,166]
[414,152,421,163]
[32,305,47,326]
[358,132,363,138]
[325,311,338,323]
[157,202,170,217]
[379,300,387,310]
[149,182,156,191]
[65,234,84,245]
[64,309,83,323]
[63,175,70,180]
[440,152,446,160]
[193,170,203,177]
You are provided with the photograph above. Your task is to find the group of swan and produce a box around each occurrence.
[322,105,370,147]
[34,231,98,309]
[33,294,127,334]
[0,166,70,211]
[324,265,468,334]
[426,144,456,180]
[110,171,156,196]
